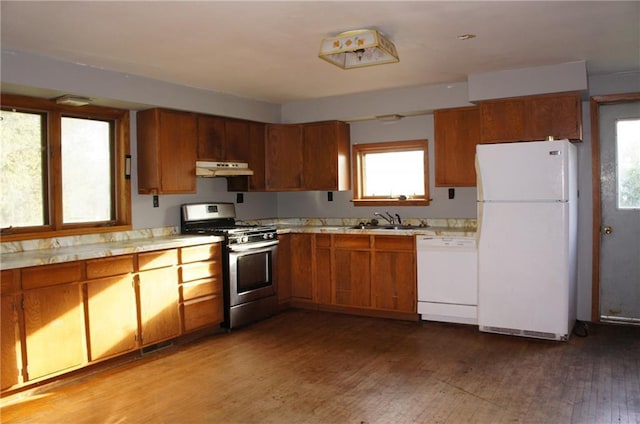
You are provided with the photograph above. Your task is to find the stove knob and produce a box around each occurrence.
[263,234,268,239]
[242,235,249,243]
[269,233,275,239]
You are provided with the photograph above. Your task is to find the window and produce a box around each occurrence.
[1,94,131,239]
[617,118,640,209]
[352,139,430,206]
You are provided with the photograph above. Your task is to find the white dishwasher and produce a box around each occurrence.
[416,235,478,325]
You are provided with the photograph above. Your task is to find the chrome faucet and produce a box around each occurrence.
[374,211,396,225]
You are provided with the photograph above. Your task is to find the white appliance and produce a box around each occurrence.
[417,236,478,325]
[476,140,577,341]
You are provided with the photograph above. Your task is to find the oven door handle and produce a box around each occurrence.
[228,240,279,252]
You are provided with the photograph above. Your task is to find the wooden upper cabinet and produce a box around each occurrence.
[137,108,197,194]
[303,121,351,191]
[265,124,304,190]
[197,115,226,161]
[197,116,252,163]
[227,122,267,192]
[224,119,251,162]
[480,98,526,143]
[480,92,582,143]
[264,121,351,192]
[434,106,480,187]
[524,93,582,141]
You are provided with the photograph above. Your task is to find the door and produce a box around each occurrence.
[598,101,640,323]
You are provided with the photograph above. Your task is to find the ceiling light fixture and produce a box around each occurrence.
[55,94,92,106]
[319,29,399,69]
[375,114,404,122]
[457,34,476,41]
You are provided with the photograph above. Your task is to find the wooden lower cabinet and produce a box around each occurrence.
[86,275,138,361]
[372,237,416,313]
[276,234,292,305]
[314,235,332,305]
[21,262,86,381]
[290,233,314,301]
[85,256,137,362]
[335,249,371,307]
[23,282,86,380]
[283,233,417,318]
[1,269,21,390]
[1,243,227,393]
[179,243,224,332]
[137,266,181,346]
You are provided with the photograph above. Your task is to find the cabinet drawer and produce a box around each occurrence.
[22,262,83,290]
[181,243,221,264]
[180,278,222,301]
[1,269,18,294]
[86,255,134,279]
[334,235,371,249]
[374,236,415,251]
[182,295,223,332]
[315,234,331,248]
[138,249,178,271]
[181,261,221,283]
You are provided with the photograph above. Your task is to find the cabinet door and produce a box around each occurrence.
[86,275,138,361]
[247,122,267,191]
[224,119,250,162]
[1,270,21,390]
[137,267,180,346]
[480,99,526,143]
[1,294,20,390]
[276,234,292,304]
[303,122,350,191]
[265,124,303,190]
[334,235,371,308]
[434,107,480,187]
[314,235,332,305]
[23,283,85,380]
[372,250,416,313]
[525,93,582,140]
[290,233,314,301]
[197,115,226,161]
[137,109,197,194]
[226,122,267,192]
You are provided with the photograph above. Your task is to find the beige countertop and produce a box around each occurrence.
[276,225,476,237]
[1,219,477,270]
[1,233,224,270]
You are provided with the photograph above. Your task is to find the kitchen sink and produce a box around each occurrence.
[379,225,417,230]
[349,224,417,230]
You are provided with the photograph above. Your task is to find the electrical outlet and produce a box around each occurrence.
[153,195,159,207]
[448,188,455,199]
[327,191,333,202]
[236,193,244,204]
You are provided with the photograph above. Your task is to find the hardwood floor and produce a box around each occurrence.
[2,309,639,423]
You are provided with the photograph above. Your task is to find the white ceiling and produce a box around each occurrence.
[1,1,639,104]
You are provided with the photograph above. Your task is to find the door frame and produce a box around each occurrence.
[589,92,640,321]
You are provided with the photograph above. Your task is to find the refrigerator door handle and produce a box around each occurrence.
[475,152,483,202]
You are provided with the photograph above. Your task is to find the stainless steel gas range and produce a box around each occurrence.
[180,203,278,329]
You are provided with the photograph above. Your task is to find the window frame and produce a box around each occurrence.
[351,139,430,207]
[1,94,131,240]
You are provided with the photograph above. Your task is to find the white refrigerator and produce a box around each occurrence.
[476,140,577,341]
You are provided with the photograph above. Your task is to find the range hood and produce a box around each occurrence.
[195,161,254,177]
